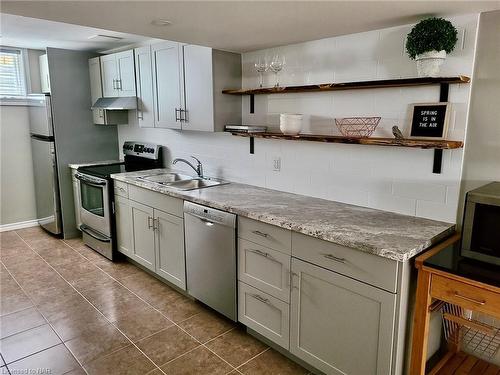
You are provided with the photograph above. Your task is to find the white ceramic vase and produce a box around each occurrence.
[280,114,303,135]
[415,50,446,77]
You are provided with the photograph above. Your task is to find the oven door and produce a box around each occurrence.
[75,172,111,237]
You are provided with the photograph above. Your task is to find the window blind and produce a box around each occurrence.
[0,48,26,97]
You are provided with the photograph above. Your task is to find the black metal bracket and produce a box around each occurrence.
[249,137,254,154]
[432,82,450,174]
[249,94,255,114]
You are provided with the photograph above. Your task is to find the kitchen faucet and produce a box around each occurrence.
[173,156,204,178]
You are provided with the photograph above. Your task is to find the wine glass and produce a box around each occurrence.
[254,57,268,88]
[269,54,285,87]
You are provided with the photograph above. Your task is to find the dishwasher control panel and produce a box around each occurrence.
[184,201,236,227]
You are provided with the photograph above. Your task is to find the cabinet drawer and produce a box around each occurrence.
[431,275,500,318]
[238,239,291,302]
[239,217,291,254]
[114,180,129,198]
[238,282,290,349]
[128,185,183,217]
[292,232,399,293]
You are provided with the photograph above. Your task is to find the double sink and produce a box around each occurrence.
[137,172,228,191]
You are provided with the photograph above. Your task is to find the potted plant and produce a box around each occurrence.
[406,17,458,77]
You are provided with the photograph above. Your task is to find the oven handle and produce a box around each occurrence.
[75,172,107,186]
[80,225,111,243]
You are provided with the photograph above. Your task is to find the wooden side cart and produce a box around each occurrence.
[410,233,500,375]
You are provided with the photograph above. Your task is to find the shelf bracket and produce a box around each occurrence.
[433,149,443,174]
[249,94,255,114]
[249,136,255,154]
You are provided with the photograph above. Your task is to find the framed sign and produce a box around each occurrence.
[409,102,450,140]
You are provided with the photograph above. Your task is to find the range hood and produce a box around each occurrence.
[91,97,137,110]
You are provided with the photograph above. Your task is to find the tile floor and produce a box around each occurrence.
[0,227,310,375]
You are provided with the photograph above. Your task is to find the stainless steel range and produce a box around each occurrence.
[76,141,162,260]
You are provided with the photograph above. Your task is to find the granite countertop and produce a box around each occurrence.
[68,160,122,169]
[111,168,455,262]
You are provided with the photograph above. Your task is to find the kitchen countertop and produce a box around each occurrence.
[111,168,455,262]
[68,160,122,169]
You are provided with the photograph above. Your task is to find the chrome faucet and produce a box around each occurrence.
[173,156,204,178]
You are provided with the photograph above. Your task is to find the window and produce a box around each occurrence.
[0,48,27,98]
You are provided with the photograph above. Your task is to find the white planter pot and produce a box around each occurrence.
[415,50,446,77]
[280,114,303,135]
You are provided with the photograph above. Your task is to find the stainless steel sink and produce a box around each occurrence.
[168,178,229,191]
[137,172,228,191]
[137,172,193,184]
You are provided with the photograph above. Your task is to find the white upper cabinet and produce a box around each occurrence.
[151,41,183,129]
[88,57,105,124]
[134,46,155,128]
[39,54,50,93]
[135,41,241,131]
[100,50,136,97]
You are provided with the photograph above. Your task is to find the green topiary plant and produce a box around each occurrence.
[406,17,458,60]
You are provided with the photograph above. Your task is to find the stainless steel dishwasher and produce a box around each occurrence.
[184,201,237,321]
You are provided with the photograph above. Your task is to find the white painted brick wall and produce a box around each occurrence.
[118,14,479,223]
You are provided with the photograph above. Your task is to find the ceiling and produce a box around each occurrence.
[0,13,153,52]
[1,1,500,52]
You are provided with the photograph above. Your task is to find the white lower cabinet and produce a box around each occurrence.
[155,209,186,289]
[290,258,397,375]
[114,195,133,257]
[113,185,186,290]
[130,200,156,271]
[238,282,290,349]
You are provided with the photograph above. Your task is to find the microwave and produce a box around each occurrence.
[461,182,500,266]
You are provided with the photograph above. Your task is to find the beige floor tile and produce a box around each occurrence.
[178,310,235,343]
[36,294,89,321]
[112,304,173,342]
[0,324,61,364]
[64,323,129,364]
[155,295,206,323]
[135,325,199,366]
[54,261,100,282]
[84,344,156,375]
[0,291,33,316]
[206,328,268,368]
[145,369,164,375]
[160,346,233,375]
[27,284,78,305]
[38,246,83,266]
[15,227,47,241]
[7,343,80,375]
[70,269,116,292]
[97,261,145,280]
[238,349,308,375]
[61,367,87,375]
[27,237,69,252]
[50,307,110,342]
[0,307,46,339]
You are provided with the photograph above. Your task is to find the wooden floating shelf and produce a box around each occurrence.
[222,76,470,95]
[230,132,463,150]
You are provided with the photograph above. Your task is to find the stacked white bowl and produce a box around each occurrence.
[279,113,303,135]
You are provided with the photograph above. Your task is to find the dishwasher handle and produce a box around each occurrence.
[184,201,236,228]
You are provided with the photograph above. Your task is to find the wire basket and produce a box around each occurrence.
[335,117,381,138]
[441,302,500,359]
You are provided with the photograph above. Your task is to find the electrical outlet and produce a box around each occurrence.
[272,157,281,172]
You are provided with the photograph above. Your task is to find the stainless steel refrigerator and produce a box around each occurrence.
[28,94,62,235]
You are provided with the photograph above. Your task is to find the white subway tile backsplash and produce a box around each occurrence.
[118,14,478,224]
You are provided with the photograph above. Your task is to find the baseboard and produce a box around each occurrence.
[0,219,39,232]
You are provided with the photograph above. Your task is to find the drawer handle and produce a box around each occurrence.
[248,248,274,260]
[117,187,126,192]
[322,253,346,264]
[252,230,269,238]
[454,292,486,305]
[252,293,272,306]
[148,216,154,230]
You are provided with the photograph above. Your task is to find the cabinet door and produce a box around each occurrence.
[134,46,155,128]
[115,195,133,257]
[130,200,155,271]
[100,54,118,97]
[39,54,50,93]
[182,45,214,131]
[290,258,396,375]
[116,50,136,97]
[88,57,105,124]
[154,209,186,290]
[151,41,182,129]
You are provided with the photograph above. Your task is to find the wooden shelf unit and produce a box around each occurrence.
[222,76,470,96]
[229,132,463,150]
[429,351,500,375]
